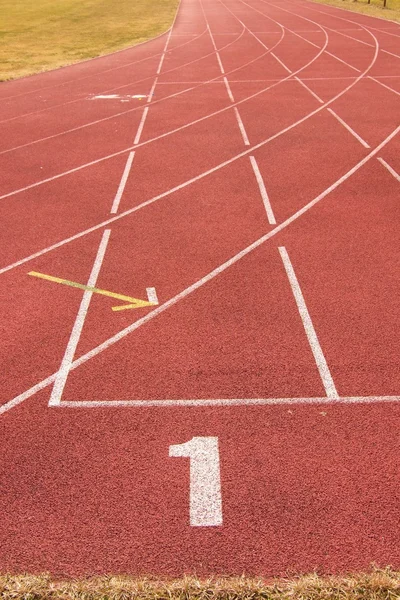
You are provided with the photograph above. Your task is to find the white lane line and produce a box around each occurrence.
[57,396,400,408]
[148,77,159,102]
[326,51,360,73]
[289,15,400,94]
[158,77,400,84]
[206,24,225,75]
[48,229,111,406]
[296,1,400,59]
[0,27,235,127]
[369,76,400,98]
[377,157,400,182]
[216,53,225,74]
[2,109,396,280]
[110,151,135,214]
[0,23,319,161]
[2,125,399,416]
[223,76,235,102]
[271,52,292,73]
[0,144,137,203]
[205,16,250,149]
[234,107,250,145]
[146,287,159,304]
[279,247,338,399]
[327,108,370,148]
[295,77,324,103]
[0,26,382,277]
[157,53,166,75]
[91,94,147,100]
[249,156,276,224]
[134,107,149,145]
[157,26,173,75]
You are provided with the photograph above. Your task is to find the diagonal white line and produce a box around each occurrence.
[2,125,399,417]
[234,107,250,145]
[48,229,111,406]
[223,77,235,102]
[377,157,400,182]
[327,108,370,148]
[279,246,338,399]
[110,152,135,214]
[134,107,149,145]
[295,76,324,103]
[249,156,276,224]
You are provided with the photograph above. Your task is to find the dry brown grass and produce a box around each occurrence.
[310,0,400,24]
[0,0,179,81]
[1,568,400,600]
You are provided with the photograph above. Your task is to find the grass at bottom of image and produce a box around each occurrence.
[0,0,179,81]
[310,0,400,23]
[1,568,400,600]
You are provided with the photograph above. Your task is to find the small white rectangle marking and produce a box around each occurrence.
[146,287,159,304]
[110,151,135,214]
[234,107,250,145]
[279,246,339,399]
[249,156,276,224]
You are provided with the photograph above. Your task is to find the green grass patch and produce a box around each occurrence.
[0,0,179,81]
[310,0,400,24]
[0,568,400,600]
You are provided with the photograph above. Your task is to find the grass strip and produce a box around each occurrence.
[0,0,179,81]
[1,568,400,600]
[310,0,400,23]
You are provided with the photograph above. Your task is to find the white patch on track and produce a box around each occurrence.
[146,287,159,304]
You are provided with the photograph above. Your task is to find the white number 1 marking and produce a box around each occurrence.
[169,437,223,527]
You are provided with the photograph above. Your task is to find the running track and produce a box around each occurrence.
[1,0,400,576]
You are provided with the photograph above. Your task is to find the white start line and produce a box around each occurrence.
[90,94,148,101]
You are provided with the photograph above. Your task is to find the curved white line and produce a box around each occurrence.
[1,121,398,417]
[0,26,241,126]
[0,22,379,275]
[0,0,186,103]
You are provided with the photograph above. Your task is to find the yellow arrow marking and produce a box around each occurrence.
[28,271,157,311]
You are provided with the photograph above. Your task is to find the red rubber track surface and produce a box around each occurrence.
[0,0,400,576]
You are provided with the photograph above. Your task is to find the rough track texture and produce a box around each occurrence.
[0,0,399,577]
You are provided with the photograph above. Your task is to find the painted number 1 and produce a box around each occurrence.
[169,437,223,527]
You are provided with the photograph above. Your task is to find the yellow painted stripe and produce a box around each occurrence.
[28,271,155,310]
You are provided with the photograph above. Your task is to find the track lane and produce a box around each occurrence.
[1,0,400,578]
